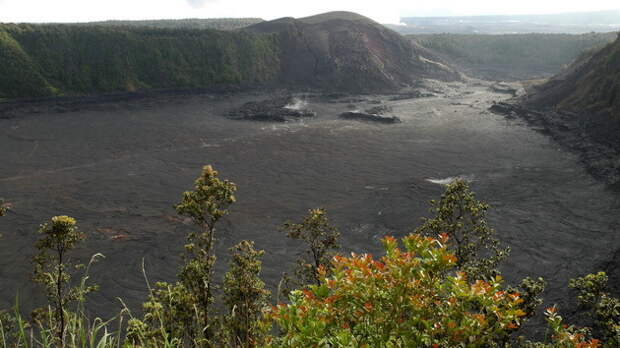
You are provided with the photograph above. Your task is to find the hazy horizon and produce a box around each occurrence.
[0,0,619,24]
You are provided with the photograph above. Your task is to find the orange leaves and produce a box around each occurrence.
[439,232,450,244]
[298,305,308,314]
[442,253,457,264]
[578,338,601,348]
[507,322,519,330]
[326,279,336,288]
[545,306,558,317]
[302,289,314,300]
[317,264,327,277]
[324,295,339,304]
[268,233,536,346]
[472,314,487,326]
[373,260,386,271]
[345,269,354,282]
[332,254,344,264]
[471,280,492,295]
[493,291,505,302]
[382,235,397,245]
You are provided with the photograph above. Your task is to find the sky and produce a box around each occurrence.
[0,0,619,24]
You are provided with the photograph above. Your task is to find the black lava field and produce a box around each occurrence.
[1,82,618,322]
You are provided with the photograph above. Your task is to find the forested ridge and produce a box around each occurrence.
[0,12,465,99]
[79,18,264,31]
[410,32,617,80]
[0,24,280,99]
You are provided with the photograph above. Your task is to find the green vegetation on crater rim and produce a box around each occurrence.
[410,32,617,80]
[0,24,280,99]
[0,11,464,99]
[76,18,265,31]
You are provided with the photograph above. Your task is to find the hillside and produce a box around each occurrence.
[0,24,280,99]
[524,33,620,139]
[0,13,462,99]
[411,33,617,81]
[245,11,461,92]
[489,33,620,184]
[80,18,264,31]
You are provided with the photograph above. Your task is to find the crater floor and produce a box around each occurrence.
[0,81,618,324]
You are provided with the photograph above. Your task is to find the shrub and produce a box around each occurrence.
[0,199,7,217]
[266,233,527,347]
[33,216,98,345]
[129,165,237,346]
[222,240,271,347]
[415,179,510,281]
[280,208,340,294]
[569,272,620,345]
[521,306,602,348]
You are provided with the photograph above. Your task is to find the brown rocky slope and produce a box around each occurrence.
[523,33,620,144]
[245,11,461,92]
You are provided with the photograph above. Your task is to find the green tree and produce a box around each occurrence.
[130,165,238,346]
[33,216,97,345]
[415,179,510,281]
[174,164,237,340]
[222,240,270,347]
[281,208,340,290]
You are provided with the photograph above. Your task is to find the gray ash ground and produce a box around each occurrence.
[0,80,618,333]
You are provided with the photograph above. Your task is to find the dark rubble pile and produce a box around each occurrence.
[228,96,316,122]
[339,111,401,124]
[365,104,393,115]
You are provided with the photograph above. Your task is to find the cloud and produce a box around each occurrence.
[186,0,212,9]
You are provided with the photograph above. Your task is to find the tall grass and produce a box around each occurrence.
[0,254,125,348]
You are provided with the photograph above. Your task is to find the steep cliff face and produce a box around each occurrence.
[0,24,281,99]
[246,11,461,92]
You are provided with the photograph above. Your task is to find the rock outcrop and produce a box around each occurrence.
[228,96,316,122]
[339,111,401,124]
